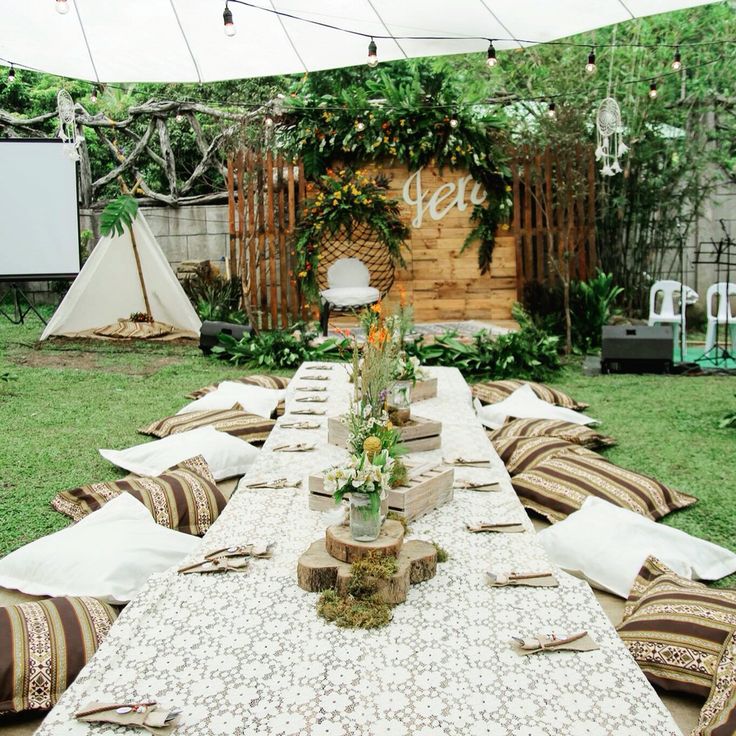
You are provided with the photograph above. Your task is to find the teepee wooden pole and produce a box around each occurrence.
[120,177,153,321]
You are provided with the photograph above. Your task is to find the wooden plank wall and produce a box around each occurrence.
[361,161,517,323]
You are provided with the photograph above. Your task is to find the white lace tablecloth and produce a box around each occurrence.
[35,365,682,736]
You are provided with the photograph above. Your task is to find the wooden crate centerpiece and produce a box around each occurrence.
[327,413,441,453]
[308,461,454,522]
[409,377,438,402]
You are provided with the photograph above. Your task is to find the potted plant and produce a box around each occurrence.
[324,448,394,542]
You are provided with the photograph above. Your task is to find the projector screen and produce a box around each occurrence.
[0,139,80,281]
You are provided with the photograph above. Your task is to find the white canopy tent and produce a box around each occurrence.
[40,211,201,340]
[0,0,720,84]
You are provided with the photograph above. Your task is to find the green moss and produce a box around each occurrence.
[389,459,409,488]
[386,511,410,534]
[347,552,398,598]
[317,589,393,629]
[432,542,449,563]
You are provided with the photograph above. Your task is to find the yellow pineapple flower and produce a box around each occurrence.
[363,436,382,458]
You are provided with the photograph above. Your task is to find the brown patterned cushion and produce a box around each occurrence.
[491,435,601,476]
[487,417,616,449]
[93,319,173,339]
[187,374,291,399]
[51,456,227,536]
[618,556,736,699]
[472,380,588,410]
[0,596,118,714]
[138,406,274,443]
[693,629,736,735]
[511,454,697,523]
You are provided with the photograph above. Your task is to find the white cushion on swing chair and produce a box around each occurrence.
[320,286,380,308]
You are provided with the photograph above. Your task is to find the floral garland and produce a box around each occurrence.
[293,168,410,303]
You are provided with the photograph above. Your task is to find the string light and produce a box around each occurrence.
[264,114,275,127]
[547,101,556,118]
[585,48,597,74]
[7,65,15,83]
[223,2,235,37]
[486,41,497,68]
[367,38,378,67]
[672,46,682,71]
[55,0,69,14]
[175,113,184,123]
[649,80,658,99]
[449,114,459,129]
[90,86,98,103]
[355,118,366,132]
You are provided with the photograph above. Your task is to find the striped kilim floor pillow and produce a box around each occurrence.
[93,319,173,339]
[491,435,602,476]
[511,454,697,523]
[619,556,736,699]
[0,596,118,714]
[187,374,291,399]
[139,407,274,443]
[472,380,589,410]
[487,417,616,449]
[52,455,227,536]
[693,629,736,735]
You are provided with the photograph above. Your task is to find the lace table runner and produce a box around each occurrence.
[35,364,681,736]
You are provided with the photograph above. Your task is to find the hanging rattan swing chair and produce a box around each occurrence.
[317,220,397,334]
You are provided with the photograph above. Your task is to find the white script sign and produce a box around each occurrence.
[402,167,487,229]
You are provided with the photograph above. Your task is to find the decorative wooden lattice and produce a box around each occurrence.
[316,221,396,297]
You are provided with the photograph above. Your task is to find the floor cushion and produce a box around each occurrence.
[491,435,600,476]
[538,497,736,598]
[99,425,258,480]
[139,406,275,444]
[692,629,736,735]
[0,494,198,603]
[52,456,226,536]
[474,384,597,430]
[0,596,118,714]
[511,453,697,523]
[187,374,290,399]
[178,382,285,420]
[618,556,736,698]
[472,379,588,410]
[487,417,616,449]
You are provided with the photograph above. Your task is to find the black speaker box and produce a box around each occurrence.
[199,320,253,355]
[601,325,674,374]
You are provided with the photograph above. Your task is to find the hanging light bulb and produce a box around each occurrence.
[90,86,98,103]
[671,47,682,71]
[223,2,235,36]
[175,113,184,123]
[7,65,15,83]
[367,38,378,68]
[649,81,658,99]
[547,101,556,119]
[55,0,69,14]
[264,115,275,128]
[585,48,597,74]
[486,41,498,68]
[449,114,459,129]
[355,118,366,132]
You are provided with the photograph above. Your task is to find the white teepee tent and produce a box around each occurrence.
[41,210,201,340]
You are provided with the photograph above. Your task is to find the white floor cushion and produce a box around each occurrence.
[474,383,597,430]
[0,495,198,604]
[100,425,258,480]
[177,382,284,419]
[537,496,736,598]
[320,286,380,308]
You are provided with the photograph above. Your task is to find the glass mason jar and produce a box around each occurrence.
[389,380,412,425]
[350,492,382,542]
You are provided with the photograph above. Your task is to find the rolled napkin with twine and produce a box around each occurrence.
[295,386,327,392]
[456,480,502,492]
[487,571,558,587]
[178,542,273,574]
[272,442,316,452]
[466,521,526,534]
[244,478,302,489]
[75,701,181,734]
[301,374,329,381]
[280,421,320,430]
[291,408,327,416]
[295,396,328,403]
[443,457,490,468]
[511,631,599,655]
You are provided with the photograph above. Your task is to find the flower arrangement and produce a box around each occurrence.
[292,169,409,303]
[324,449,394,515]
[393,353,428,384]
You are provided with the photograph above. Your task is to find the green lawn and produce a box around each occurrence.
[1,315,734,586]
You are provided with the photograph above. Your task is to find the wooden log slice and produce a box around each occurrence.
[403,540,438,584]
[297,539,351,592]
[335,557,411,605]
[325,520,404,563]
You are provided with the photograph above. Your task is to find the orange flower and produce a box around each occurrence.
[370,302,382,314]
[335,326,352,337]
[367,324,389,346]
[398,286,407,307]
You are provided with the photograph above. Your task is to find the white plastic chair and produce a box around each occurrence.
[704,282,736,353]
[319,258,380,335]
[647,280,698,351]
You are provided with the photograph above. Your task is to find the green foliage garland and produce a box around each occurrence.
[293,168,409,303]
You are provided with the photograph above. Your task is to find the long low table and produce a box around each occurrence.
[36,364,682,736]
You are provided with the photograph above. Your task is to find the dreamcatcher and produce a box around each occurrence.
[595,98,628,176]
[56,89,80,161]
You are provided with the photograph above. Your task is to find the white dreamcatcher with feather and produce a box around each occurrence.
[56,89,80,161]
[595,30,628,176]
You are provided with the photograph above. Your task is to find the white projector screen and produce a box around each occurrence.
[0,139,80,281]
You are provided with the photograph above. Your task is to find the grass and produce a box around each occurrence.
[0,314,734,587]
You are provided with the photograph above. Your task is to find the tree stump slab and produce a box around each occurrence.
[325,520,404,563]
[403,540,438,584]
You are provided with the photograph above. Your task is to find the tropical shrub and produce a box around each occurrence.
[182,272,247,324]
